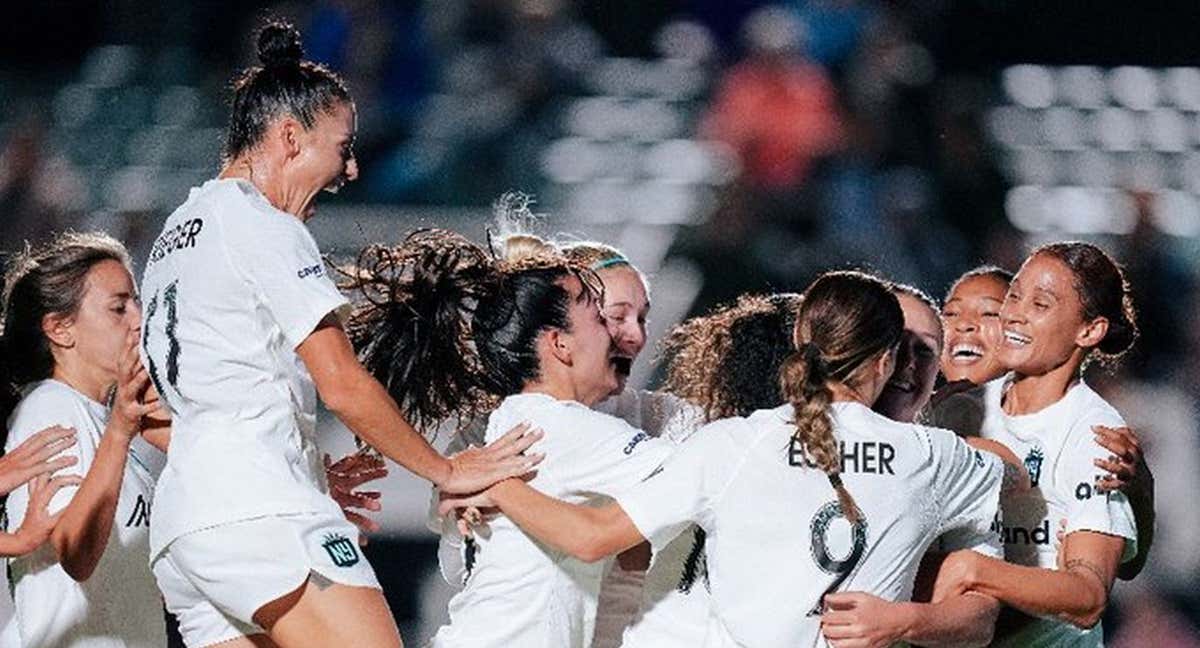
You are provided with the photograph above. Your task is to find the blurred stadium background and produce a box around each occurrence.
[2,1,1199,645]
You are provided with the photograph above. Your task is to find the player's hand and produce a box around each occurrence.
[1092,425,1150,495]
[439,423,544,494]
[438,488,498,518]
[111,329,161,439]
[820,592,911,648]
[0,425,78,495]
[13,472,83,554]
[325,451,388,546]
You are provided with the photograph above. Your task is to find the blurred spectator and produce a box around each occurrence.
[700,5,844,191]
[1118,191,1197,381]
[0,113,86,255]
[793,0,877,75]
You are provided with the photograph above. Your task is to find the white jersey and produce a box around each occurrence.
[4,380,166,647]
[589,389,702,648]
[430,393,673,648]
[981,377,1138,648]
[140,178,349,557]
[616,402,1004,648]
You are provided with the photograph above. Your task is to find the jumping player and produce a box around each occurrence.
[140,21,539,648]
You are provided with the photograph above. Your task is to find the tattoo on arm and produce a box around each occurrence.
[1064,558,1110,594]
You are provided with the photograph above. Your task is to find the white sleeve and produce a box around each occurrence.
[930,428,1004,557]
[225,213,349,349]
[1059,421,1138,562]
[615,420,742,551]
[552,410,675,500]
[4,396,95,523]
[634,390,705,444]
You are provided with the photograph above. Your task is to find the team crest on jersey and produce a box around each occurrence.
[321,533,360,567]
[1023,446,1044,488]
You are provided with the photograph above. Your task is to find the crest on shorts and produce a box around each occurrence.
[1023,446,1044,488]
[322,533,360,567]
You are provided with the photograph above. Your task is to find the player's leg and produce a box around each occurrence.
[254,575,403,648]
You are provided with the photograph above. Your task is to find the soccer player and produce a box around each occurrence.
[619,292,802,648]
[937,242,1140,646]
[346,228,675,648]
[1,232,165,646]
[140,21,538,648]
[440,270,1005,647]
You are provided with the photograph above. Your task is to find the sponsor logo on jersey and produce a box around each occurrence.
[148,218,204,264]
[623,431,649,455]
[997,518,1051,545]
[125,494,151,527]
[1023,446,1044,487]
[321,532,360,567]
[1075,479,1111,501]
[297,263,325,279]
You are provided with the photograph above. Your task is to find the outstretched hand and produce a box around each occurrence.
[438,423,544,494]
[0,425,78,495]
[325,451,388,545]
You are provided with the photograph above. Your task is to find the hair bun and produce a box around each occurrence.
[257,20,304,69]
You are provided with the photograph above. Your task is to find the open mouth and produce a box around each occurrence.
[885,379,915,393]
[950,343,985,363]
[611,356,633,378]
[1003,330,1032,347]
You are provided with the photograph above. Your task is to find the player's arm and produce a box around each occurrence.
[52,331,158,581]
[441,478,645,563]
[822,549,999,648]
[821,590,998,648]
[297,315,542,494]
[962,437,1029,492]
[1091,425,1154,580]
[938,530,1124,629]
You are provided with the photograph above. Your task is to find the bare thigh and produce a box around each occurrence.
[253,574,403,648]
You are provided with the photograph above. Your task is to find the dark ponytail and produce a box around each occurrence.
[343,228,601,434]
[223,19,352,162]
[781,271,904,524]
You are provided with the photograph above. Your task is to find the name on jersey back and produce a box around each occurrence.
[149,218,204,265]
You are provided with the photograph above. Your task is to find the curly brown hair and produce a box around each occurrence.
[661,293,801,423]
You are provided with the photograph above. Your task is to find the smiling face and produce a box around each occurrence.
[597,265,649,392]
[999,253,1098,377]
[556,274,622,406]
[941,274,1008,384]
[292,101,358,218]
[874,292,942,423]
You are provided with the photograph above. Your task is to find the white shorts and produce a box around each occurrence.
[152,512,382,647]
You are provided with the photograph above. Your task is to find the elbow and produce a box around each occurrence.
[1065,593,1108,630]
[1067,608,1105,630]
[63,560,96,583]
[575,543,610,564]
[51,532,97,582]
